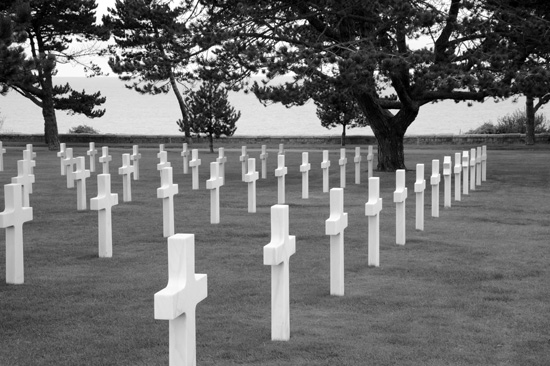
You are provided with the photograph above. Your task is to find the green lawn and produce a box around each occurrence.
[0,143,549,365]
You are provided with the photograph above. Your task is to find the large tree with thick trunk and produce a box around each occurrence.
[198,0,524,171]
[0,0,107,150]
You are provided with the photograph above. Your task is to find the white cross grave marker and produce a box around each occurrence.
[118,153,134,202]
[367,145,374,178]
[414,163,426,231]
[189,149,201,190]
[87,142,97,173]
[365,177,382,267]
[469,148,476,191]
[481,145,487,181]
[431,159,441,217]
[476,146,482,186]
[0,183,33,284]
[260,145,268,179]
[443,156,452,208]
[393,169,407,245]
[278,143,285,156]
[216,147,227,185]
[321,150,330,193]
[157,150,171,172]
[454,152,462,202]
[239,146,248,182]
[275,154,287,204]
[325,188,348,296]
[157,144,165,159]
[154,234,208,366]
[62,148,77,188]
[354,147,362,184]
[131,145,141,180]
[300,152,311,199]
[99,146,112,174]
[339,148,347,188]
[157,167,179,237]
[462,151,469,195]
[57,143,66,175]
[244,158,259,213]
[263,204,296,341]
[23,148,36,176]
[73,157,91,211]
[206,162,222,224]
[181,143,190,174]
[11,158,35,207]
[0,141,5,172]
[90,174,119,258]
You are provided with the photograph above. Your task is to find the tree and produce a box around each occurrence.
[199,0,534,171]
[0,0,107,150]
[104,0,205,138]
[313,85,368,146]
[177,80,240,152]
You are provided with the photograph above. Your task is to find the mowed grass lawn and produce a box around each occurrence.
[0,142,549,366]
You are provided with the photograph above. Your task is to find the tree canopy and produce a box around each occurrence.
[0,0,107,149]
[199,0,550,170]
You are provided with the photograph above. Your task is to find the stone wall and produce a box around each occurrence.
[1,132,549,146]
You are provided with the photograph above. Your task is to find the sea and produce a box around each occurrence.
[0,76,541,137]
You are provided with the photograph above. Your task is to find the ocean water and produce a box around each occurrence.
[0,76,542,136]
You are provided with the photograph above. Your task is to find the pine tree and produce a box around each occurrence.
[0,0,107,149]
[177,80,240,153]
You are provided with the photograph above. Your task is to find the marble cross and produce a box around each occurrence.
[443,156,452,208]
[157,167,179,237]
[206,162,222,224]
[365,177,382,267]
[239,146,248,182]
[454,152,462,202]
[87,142,98,173]
[189,149,201,190]
[476,146,482,186]
[278,143,285,156]
[0,183,33,284]
[62,148,77,188]
[299,152,311,199]
[260,145,268,179]
[11,158,35,207]
[263,204,296,341]
[393,169,407,245]
[325,188,348,296]
[216,147,227,185]
[481,145,487,181]
[354,147,362,184]
[244,158,259,213]
[73,156,91,211]
[339,148,347,188]
[157,150,171,172]
[430,159,440,218]
[157,144,165,159]
[57,143,66,175]
[0,141,6,172]
[25,144,36,174]
[118,153,134,202]
[155,234,208,366]
[131,145,141,180]
[462,151,469,195]
[414,163,426,231]
[321,150,330,193]
[469,148,476,191]
[181,143,190,174]
[367,145,374,178]
[275,154,287,204]
[90,174,119,258]
[99,146,112,174]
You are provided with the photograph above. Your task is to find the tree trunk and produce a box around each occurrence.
[372,126,406,171]
[42,74,60,150]
[341,125,346,146]
[525,95,535,145]
[209,133,214,153]
[169,72,191,138]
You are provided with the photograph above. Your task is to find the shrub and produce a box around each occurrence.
[68,125,99,134]
[466,109,550,134]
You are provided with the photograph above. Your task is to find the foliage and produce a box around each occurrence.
[177,80,240,152]
[198,0,550,170]
[467,109,550,134]
[0,0,107,149]
[68,124,100,134]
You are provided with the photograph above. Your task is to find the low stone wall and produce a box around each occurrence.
[1,132,549,146]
